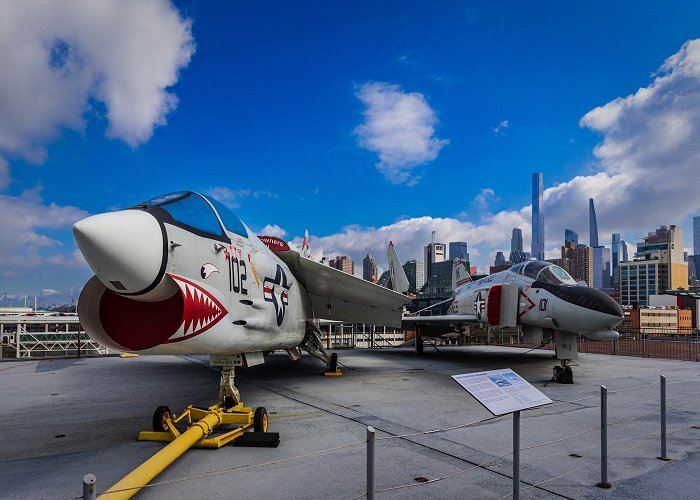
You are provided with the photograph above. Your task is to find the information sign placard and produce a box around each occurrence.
[452,369,552,416]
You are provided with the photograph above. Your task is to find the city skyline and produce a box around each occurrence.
[3,2,700,304]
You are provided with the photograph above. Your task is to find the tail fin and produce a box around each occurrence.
[301,229,310,258]
[387,241,410,293]
[452,258,472,290]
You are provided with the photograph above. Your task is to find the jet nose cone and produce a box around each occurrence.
[73,210,165,295]
[595,290,624,319]
[549,285,622,318]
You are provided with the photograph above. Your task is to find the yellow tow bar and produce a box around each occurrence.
[99,403,275,499]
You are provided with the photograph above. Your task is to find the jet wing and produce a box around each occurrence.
[274,250,411,328]
[403,314,479,324]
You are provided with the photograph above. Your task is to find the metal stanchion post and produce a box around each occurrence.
[83,474,96,500]
[513,411,520,500]
[597,385,611,488]
[367,426,375,499]
[658,374,670,460]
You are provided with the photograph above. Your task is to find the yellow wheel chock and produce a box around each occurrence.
[100,403,278,499]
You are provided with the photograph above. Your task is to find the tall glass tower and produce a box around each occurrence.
[611,233,627,288]
[565,229,578,246]
[531,172,544,260]
[589,198,599,247]
[693,216,700,285]
[694,216,700,257]
[448,241,469,261]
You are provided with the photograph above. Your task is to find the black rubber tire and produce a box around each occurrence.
[152,406,172,432]
[329,352,338,372]
[553,366,563,383]
[563,366,574,384]
[254,407,268,432]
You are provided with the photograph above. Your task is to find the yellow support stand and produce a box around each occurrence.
[99,402,272,499]
[138,403,258,449]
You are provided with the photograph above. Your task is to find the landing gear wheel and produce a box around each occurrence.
[563,366,574,384]
[553,365,563,382]
[254,407,268,432]
[152,406,172,432]
[223,396,237,410]
[329,352,338,373]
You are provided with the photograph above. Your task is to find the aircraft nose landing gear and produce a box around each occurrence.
[220,366,241,409]
[553,360,574,384]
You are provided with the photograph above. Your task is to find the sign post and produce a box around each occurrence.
[513,410,521,499]
[452,369,552,499]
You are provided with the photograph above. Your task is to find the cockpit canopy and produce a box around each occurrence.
[133,191,247,241]
[509,261,577,286]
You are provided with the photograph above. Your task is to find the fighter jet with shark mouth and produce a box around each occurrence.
[74,191,411,406]
[387,242,624,383]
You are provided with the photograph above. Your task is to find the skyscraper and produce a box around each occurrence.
[619,225,687,306]
[611,233,628,287]
[403,260,425,293]
[494,251,505,266]
[589,198,599,247]
[511,228,523,253]
[330,256,354,275]
[448,242,469,262]
[693,216,700,284]
[565,229,578,246]
[560,240,594,286]
[592,246,610,289]
[509,228,528,263]
[531,172,544,260]
[424,236,446,282]
[362,254,378,283]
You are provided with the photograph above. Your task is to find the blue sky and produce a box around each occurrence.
[2,0,700,306]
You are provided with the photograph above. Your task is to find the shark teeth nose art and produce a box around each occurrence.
[168,274,228,342]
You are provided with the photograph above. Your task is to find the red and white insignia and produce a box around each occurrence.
[518,291,536,317]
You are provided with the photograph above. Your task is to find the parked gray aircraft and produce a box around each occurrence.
[388,243,624,382]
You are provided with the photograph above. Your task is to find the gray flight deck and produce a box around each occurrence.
[1,346,699,499]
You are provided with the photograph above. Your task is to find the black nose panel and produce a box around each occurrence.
[532,282,623,317]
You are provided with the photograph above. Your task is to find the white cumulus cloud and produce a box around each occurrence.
[259,224,288,238]
[354,82,448,185]
[294,39,700,273]
[0,188,89,278]
[291,208,531,276]
[471,188,497,211]
[0,0,194,162]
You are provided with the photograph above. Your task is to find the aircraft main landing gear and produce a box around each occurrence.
[552,360,574,384]
[300,321,343,376]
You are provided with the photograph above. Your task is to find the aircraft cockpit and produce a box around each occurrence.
[132,191,248,242]
[510,261,577,286]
